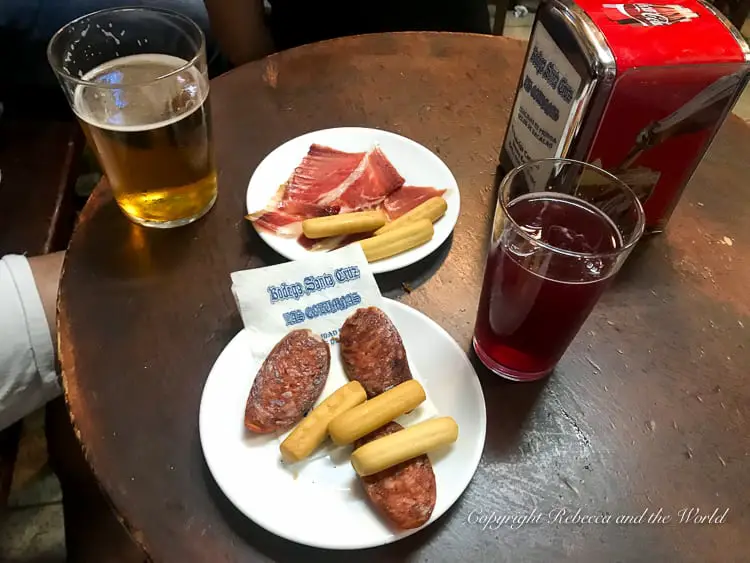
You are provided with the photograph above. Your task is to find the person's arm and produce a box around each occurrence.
[0,252,64,431]
[203,0,275,66]
[27,252,64,346]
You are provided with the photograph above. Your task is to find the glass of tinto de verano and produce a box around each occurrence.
[473,158,645,381]
[47,7,217,228]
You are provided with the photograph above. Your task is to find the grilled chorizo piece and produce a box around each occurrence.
[244,329,330,433]
[354,421,436,529]
[340,307,412,398]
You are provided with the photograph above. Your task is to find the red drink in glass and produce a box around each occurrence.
[473,160,645,381]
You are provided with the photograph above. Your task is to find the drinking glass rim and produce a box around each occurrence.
[46,6,206,89]
[499,158,646,259]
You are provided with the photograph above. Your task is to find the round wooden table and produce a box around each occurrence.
[59,34,750,562]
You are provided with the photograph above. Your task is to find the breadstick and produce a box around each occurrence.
[375,196,448,235]
[351,417,458,476]
[302,211,387,239]
[280,381,367,462]
[359,219,434,262]
[328,380,425,445]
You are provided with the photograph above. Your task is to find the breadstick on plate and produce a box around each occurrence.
[328,380,425,445]
[359,219,434,262]
[375,196,448,236]
[302,210,387,239]
[351,416,459,476]
[280,381,367,463]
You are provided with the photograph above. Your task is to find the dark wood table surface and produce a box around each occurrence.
[58,34,750,562]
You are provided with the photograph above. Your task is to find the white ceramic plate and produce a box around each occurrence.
[199,299,486,550]
[245,127,460,274]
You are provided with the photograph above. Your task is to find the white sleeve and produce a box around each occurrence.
[0,255,61,431]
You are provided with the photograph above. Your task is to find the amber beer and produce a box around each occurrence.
[48,7,216,228]
[74,54,216,227]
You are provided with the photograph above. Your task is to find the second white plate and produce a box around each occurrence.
[199,299,486,550]
[246,127,460,274]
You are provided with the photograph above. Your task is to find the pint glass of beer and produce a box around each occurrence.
[48,8,217,228]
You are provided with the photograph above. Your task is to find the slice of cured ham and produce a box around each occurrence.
[317,147,405,212]
[283,144,366,204]
[383,186,446,220]
[250,144,405,236]
[250,201,340,236]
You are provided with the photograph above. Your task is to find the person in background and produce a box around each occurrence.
[204,0,491,65]
[0,0,225,118]
[1,0,489,117]
[0,252,64,431]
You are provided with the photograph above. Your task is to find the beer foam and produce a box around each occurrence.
[73,53,208,133]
